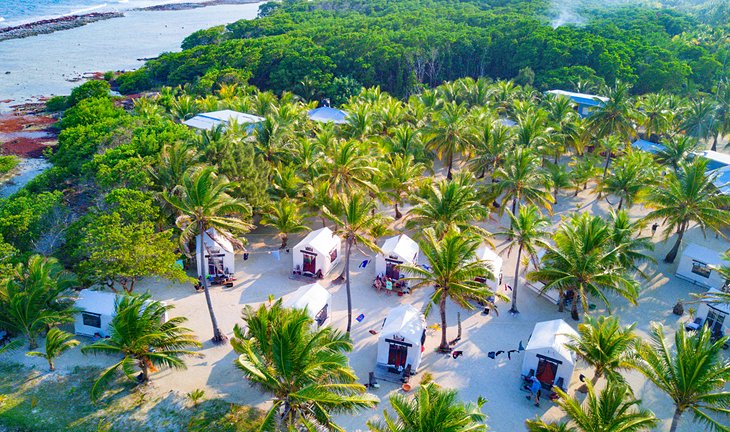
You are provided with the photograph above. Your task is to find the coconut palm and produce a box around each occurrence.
[600,152,656,210]
[525,380,658,432]
[527,213,640,319]
[27,328,79,371]
[644,158,730,263]
[654,135,700,172]
[407,173,489,239]
[380,154,425,219]
[568,155,601,196]
[565,315,639,385]
[587,82,637,143]
[165,166,253,342]
[367,383,488,432]
[606,209,655,278]
[254,116,289,165]
[493,147,553,217]
[232,301,378,431]
[0,255,77,349]
[632,323,730,432]
[425,101,470,179]
[323,193,391,333]
[543,162,571,204]
[82,293,201,400]
[682,98,719,146]
[318,139,379,196]
[400,228,499,352]
[638,92,673,140]
[468,122,512,180]
[261,199,310,250]
[0,339,22,355]
[497,205,550,314]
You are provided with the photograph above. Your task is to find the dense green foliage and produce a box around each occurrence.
[0,155,19,175]
[118,0,728,98]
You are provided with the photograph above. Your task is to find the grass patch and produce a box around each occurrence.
[0,156,19,175]
[0,362,263,431]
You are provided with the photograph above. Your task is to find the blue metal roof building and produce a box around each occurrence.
[546,90,609,118]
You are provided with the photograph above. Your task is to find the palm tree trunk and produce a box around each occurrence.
[669,407,683,432]
[591,368,602,385]
[664,223,686,263]
[509,245,523,314]
[198,225,226,343]
[439,294,449,352]
[140,357,149,382]
[48,359,55,371]
[571,296,580,321]
[280,233,288,249]
[394,202,402,220]
[345,238,353,334]
[711,134,718,152]
[447,152,454,180]
[617,196,623,210]
[557,290,565,312]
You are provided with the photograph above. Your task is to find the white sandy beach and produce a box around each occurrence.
[3,156,728,431]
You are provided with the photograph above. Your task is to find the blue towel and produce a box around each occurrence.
[518,340,525,352]
[272,250,280,261]
[422,264,431,271]
[359,259,369,269]
[356,314,365,322]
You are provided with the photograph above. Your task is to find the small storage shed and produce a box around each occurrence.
[522,319,578,390]
[183,110,264,131]
[377,305,426,372]
[283,283,332,328]
[292,227,342,277]
[307,107,348,124]
[675,243,727,289]
[196,229,235,278]
[546,90,608,118]
[474,244,503,291]
[74,289,116,337]
[376,234,419,284]
[691,288,730,339]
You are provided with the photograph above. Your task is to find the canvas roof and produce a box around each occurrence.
[546,90,608,107]
[704,288,730,315]
[682,243,723,266]
[380,304,425,346]
[632,139,662,154]
[283,283,331,317]
[294,227,340,255]
[525,319,578,364]
[203,229,234,254]
[75,289,117,317]
[475,244,503,274]
[307,107,348,124]
[183,110,264,130]
[381,234,419,263]
[499,118,517,127]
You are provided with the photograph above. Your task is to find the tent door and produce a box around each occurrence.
[387,343,408,368]
[385,259,402,279]
[207,253,225,276]
[706,308,727,335]
[536,357,560,385]
[302,252,316,275]
[314,304,328,327]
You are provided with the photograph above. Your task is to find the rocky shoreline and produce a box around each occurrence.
[0,12,124,42]
[136,0,261,12]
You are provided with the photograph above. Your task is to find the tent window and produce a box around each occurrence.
[388,343,408,368]
[691,260,711,278]
[329,248,338,263]
[314,304,328,327]
[82,312,101,328]
[706,309,726,335]
[385,260,401,279]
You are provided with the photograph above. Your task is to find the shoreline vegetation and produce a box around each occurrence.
[0,0,261,42]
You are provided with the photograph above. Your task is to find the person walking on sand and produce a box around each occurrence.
[526,376,542,407]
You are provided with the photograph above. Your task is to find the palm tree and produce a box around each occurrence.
[638,92,673,140]
[493,147,553,217]
[682,98,719,146]
[600,152,656,210]
[368,383,487,432]
[632,324,730,432]
[380,154,425,219]
[528,213,640,320]
[0,255,77,349]
[260,199,309,249]
[231,301,378,431]
[323,193,391,333]
[568,155,601,196]
[425,101,470,179]
[644,158,730,263]
[0,339,22,355]
[655,135,700,172]
[606,209,655,278]
[544,162,571,204]
[82,293,201,400]
[407,173,488,238]
[165,166,253,342]
[565,315,639,384]
[525,380,658,432]
[318,139,379,196]
[468,122,512,180]
[497,205,550,314]
[400,228,499,352]
[587,81,637,143]
[27,328,79,371]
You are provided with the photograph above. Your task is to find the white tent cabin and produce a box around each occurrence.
[282,283,332,328]
[307,106,348,124]
[292,227,342,278]
[473,244,503,291]
[689,288,730,340]
[376,305,426,375]
[183,110,263,131]
[196,229,235,278]
[375,234,419,286]
[521,319,578,390]
[675,243,727,289]
[74,290,168,338]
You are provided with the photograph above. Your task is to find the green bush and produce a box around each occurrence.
[116,69,152,94]
[0,155,19,175]
[45,96,68,112]
[67,80,111,107]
